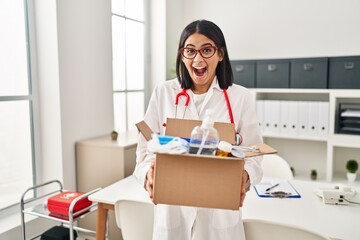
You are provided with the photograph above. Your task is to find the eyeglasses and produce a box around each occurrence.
[179,46,218,59]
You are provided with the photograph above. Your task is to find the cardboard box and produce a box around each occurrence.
[136,118,276,210]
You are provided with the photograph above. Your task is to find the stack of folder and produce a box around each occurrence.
[338,103,360,135]
[256,100,329,137]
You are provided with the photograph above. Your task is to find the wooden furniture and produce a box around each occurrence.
[75,130,138,239]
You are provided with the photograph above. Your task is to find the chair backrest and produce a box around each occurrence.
[114,199,154,240]
[261,154,294,180]
[243,219,330,240]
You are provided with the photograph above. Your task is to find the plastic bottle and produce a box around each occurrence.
[216,141,232,157]
[189,109,219,155]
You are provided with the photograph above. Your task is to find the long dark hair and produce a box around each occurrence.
[175,20,233,89]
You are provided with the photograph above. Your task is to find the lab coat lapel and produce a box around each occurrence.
[184,92,200,120]
[198,79,221,117]
[176,78,220,120]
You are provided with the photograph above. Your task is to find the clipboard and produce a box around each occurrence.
[254,179,301,198]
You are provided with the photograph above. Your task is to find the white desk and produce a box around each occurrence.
[243,179,360,240]
[90,176,360,240]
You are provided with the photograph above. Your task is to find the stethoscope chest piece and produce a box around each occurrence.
[175,88,190,119]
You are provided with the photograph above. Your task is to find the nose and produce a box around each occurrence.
[193,50,204,62]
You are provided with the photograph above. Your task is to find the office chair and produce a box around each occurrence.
[243,219,330,240]
[114,199,154,240]
[261,154,294,180]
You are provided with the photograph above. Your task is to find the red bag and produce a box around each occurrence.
[47,191,92,217]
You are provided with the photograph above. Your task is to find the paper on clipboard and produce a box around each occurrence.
[254,178,301,198]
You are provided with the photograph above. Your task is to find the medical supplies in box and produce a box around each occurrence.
[47,191,92,217]
[136,118,277,210]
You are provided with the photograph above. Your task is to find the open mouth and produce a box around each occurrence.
[193,66,207,77]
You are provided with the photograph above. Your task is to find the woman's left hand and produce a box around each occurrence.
[239,170,250,208]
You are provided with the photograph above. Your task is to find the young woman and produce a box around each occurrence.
[133,19,263,240]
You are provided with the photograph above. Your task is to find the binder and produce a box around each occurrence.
[280,101,290,136]
[288,101,298,136]
[308,101,319,136]
[318,102,329,137]
[263,100,273,135]
[269,100,281,135]
[298,101,310,136]
[256,100,264,132]
[254,178,301,198]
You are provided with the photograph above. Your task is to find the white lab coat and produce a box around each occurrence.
[133,78,263,240]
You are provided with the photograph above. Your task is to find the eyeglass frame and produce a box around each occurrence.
[179,45,218,59]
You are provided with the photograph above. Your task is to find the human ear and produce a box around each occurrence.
[218,48,224,62]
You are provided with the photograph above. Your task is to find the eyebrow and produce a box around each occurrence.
[184,43,213,48]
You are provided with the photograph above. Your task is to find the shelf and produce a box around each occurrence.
[252,88,360,183]
[21,180,101,240]
[332,172,360,187]
[292,171,327,183]
[252,88,330,94]
[329,134,360,148]
[23,202,98,225]
[263,134,327,142]
[252,88,360,96]
[331,90,360,98]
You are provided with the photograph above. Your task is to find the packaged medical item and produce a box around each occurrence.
[148,134,189,154]
[189,109,219,155]
[216,140,232,157]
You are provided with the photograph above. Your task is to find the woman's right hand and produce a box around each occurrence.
[145,160,155,200]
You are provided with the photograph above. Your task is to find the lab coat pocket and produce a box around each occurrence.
[211,209,240,229]
[154,205,181,229]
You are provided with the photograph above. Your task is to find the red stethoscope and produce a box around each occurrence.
[173,88,243,145]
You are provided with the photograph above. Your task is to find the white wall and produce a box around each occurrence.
[54,0,113,190]
[149,0,167,91]
[166,0,184,80]
[0,1,113,239]
[165,0,360,77]
[34,0,63,189]
[36,0,114,190]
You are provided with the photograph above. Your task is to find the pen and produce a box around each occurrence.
[265,183,279,192]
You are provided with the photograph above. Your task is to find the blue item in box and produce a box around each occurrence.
[157,135,190,145]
